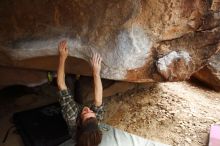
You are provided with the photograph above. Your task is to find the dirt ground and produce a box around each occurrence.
[0,81,220,146]
[104,82,220,146]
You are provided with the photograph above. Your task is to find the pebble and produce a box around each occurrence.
[141,116,146,120]
[132,118,137,122]
[185,137,192,143]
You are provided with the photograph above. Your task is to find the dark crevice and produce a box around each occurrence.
[189,76,216,91]
[0,85,36,98]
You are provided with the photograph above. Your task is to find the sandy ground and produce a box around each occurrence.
[0,81,220,146]
[104,82,220,146]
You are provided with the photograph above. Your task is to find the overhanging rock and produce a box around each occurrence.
[193,50,220,91]
[0,0,220,85]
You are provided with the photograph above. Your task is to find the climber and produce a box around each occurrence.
[57,40,104,146]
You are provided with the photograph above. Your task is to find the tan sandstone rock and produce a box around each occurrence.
[0,0,219,87]
[0,66,48,87]
[194,50,220,91]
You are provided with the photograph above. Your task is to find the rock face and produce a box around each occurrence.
[0,67,48,88]
[0,0,220,86]
[194,51,220,91]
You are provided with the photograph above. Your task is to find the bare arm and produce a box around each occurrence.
[57,40,68,90]
[56,40,81,130]
[90,53,103,107]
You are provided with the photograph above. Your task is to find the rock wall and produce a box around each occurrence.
[194,50,220,91]
[0,67,48,88]
[0,0,220,85]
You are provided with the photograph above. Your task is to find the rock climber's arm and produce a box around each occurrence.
[57,40,68,91]
[90,53,103,107]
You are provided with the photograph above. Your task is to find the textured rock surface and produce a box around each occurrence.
[194,51,220,91]
[0,0,220,86]
[0,66,48,88]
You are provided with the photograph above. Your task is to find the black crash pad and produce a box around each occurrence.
[13,103,70,146]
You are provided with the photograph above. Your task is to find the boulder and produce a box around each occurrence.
[193,50,220,91]
[0,66,48,88]
[0,0,220,87]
